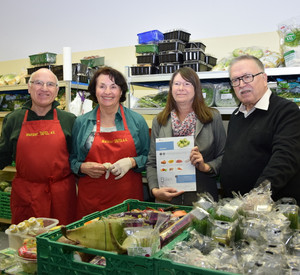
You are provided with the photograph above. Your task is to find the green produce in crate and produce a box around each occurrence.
[0,181,10,191]
[60,217,127,252]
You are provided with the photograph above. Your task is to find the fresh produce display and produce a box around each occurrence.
[212,47,283,71]
[233,46,264,58]
[0,181,11,192]
[202,83,214,107]
[16,255,37,274]
[275,77,300,105]
[133,90,168,108]
[57,205,205,257]
[0,93,30,111]
[0,248,17,272]
[6,217,59,239]
[214,82,240,107]
[0,73,23,86]
[278,15,300,67]
[159,182,300,274]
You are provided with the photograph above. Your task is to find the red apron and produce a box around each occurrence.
[11,109,77,225]
[77,105,143,219]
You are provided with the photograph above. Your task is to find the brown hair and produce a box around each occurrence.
[88,66,128,103]
[157,67,214,125]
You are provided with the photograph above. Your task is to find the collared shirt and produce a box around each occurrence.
[70,104,150,175]
[235,88,272,118]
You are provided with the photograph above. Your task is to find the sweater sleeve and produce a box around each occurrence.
[255,100,300,197]
[146,117,160,194]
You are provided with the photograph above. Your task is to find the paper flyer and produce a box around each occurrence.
[156,136,196,191]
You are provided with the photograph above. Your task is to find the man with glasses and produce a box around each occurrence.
[220,55,300,205]
[0,68,77,224]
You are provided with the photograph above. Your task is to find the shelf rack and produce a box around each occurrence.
[127,66,300,115]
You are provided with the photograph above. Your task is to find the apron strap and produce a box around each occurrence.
[23,110,29,123]
[96,104,128,133]
[53,108,58,120]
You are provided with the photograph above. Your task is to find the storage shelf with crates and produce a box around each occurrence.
[127,66,300,115]
[0,81,88,115]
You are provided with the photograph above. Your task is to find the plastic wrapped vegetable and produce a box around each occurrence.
[233,46,264,59]
[60,217,128,252]
[214,83,239,107]
[275,77,300,106]
[211,57,233,71]
[201,83,214,107]
[133,90,168,108]
[278,15,300,67]
[207,218,238,246]
[160,207,209,246]
[276,197,299,229]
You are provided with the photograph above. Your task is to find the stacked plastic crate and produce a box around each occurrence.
[159,29,218,73]
[158,30,190,74]
[183,41,211,72]
[131,30,164,75]
[133,30,218,75]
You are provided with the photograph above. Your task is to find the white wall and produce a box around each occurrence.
[1,0,299,62]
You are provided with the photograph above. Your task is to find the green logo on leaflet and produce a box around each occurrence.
[285,33,296,43]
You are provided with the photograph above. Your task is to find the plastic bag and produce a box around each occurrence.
[278,15,300,66]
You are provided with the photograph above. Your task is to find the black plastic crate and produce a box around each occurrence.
[185,42,206,51]
[137,54,159,66]
[52,64,89,77]
[183,61,209,72]
[159,52,183,64]
[183,49,206,62]
[131,66,159,75]
[164,30,191,43]
[27,65,55,75]
[159,63,181,74]
[206,55,218,66]
[72,75,89,83]
[158,40,185,52]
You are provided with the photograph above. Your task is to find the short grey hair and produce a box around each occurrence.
[229,55,265,77]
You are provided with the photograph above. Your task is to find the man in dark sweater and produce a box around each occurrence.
[220,55,300,205]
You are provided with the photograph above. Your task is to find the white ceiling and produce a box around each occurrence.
[1,0,299,62]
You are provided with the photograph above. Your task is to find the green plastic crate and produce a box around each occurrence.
[36,199,192,275]
[0,191,11,219]
[135,44,159,54]
[29,52,57,65]
[154,230,237,275]
[80,57,105,68]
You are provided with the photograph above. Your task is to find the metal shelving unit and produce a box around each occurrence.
[0,81,88,112]
[127,67,300,115]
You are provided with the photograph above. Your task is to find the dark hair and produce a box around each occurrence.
[88,66,128,103]
[157,67,214,125]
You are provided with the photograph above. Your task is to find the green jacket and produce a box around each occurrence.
[0,100,76,169]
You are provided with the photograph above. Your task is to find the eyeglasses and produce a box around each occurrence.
[230,72,264,87]
[30,80,58,88]
[173,81,193,87]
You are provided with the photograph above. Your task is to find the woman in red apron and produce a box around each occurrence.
[70,67,150,219]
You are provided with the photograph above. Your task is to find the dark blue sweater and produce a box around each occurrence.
[220,93,300,205]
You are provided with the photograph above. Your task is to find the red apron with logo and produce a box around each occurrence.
[11,109,77,225]
[77,105,143,219]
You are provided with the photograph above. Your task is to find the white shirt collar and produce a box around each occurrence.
[235,88,272,118]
